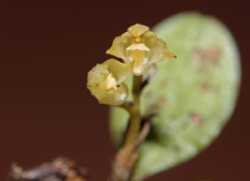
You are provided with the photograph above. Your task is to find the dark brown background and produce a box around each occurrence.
[0,0,249,181]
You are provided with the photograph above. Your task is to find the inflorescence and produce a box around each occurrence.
[87,24,176,105]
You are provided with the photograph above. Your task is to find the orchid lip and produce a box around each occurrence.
[98,73,117,90]
[126,43,150,74]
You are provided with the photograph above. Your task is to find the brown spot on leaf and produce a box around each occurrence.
[145,93,153,100]
[200,82,211,91]
[207,48,220,63]
[161,80,168,88]
[190,113,203,125]
[191,47,220,64]
[146,97,167,115]
[191,47,220,73]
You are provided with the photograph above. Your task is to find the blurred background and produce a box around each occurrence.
[0,1,249,181]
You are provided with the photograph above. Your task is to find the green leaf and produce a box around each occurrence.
[110,12,241,181]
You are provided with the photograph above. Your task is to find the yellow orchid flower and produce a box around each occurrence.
[87,59,133,105]
[106,24,176,75]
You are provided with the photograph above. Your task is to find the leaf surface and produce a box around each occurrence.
[110,12,241,181]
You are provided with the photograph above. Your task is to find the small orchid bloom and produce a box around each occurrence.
[106,24,176,75]
[87,59,133,105]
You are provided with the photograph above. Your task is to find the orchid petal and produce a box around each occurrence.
[87,64,109,85]
[99,83,128,105]
[128,24,149,37]
[106,32,133,63]
[102,59,133,84]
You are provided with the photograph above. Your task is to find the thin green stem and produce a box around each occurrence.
[123,75,142,148]
[111,75,143,181]
[120,101,133,115]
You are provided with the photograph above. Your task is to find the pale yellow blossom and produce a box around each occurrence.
[87,59,133,105]
[107,24,176,75]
